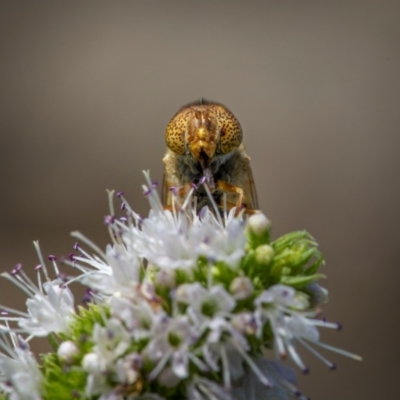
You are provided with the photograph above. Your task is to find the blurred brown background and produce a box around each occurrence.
[0,1,399,398]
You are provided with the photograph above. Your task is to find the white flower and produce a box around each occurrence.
[144,315,201,383]
[254,284,301,338]
[187,377,233,400]
[232,358,307,400]
[68,171,249,305]
[1,269,75,337]
[18,279,75,337]
[254,284,361,372]
[202,318,246,389]
[121,172,247,271]
[109,295,161,341]
[0,333,42,400]
[190,207,246,269]
[82,318,131,397]
[201,317,271,389]
[182,284,236,330]
[72,241,141,298]
[92,318,131,363]
[129,208,199,270]
[0,244,75,338]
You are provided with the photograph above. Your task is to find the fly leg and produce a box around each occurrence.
[219,200,261,216]
[216,180,246,216]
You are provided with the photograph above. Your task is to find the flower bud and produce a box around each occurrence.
[175,283,192,304]
[82,353,101,373]
[115,355,141,384]
[255,244,275,265]
[248,213,270,236]
[231,312,257,335]
[57,341,79,364]
[154,268,176,289]
[229,277,254,300]
[247,213,271,247]
[157,366,181,387]
[306,283,329,307]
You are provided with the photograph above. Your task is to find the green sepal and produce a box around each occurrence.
[40,353,87,400]
[47,333,60,352]
[68,303,108,338]
[268,230,325,286]
[304,252,325,275]
[272,231,316,253]
[279,274,325,288]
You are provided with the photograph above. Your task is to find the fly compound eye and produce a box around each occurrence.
[165,109,191,155]
[213,105,243,154]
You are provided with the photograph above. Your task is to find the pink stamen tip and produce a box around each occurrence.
[116,191,124,198]
[73,242,80,251]
[82,288,95,303]
[11,263,23,275]
[48,255,57,261]
[18,338,28,350]
[35,264,42,271]
[104,215,116,226]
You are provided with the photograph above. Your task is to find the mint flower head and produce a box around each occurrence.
[0,171,361,400]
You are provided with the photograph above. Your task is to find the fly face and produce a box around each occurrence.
[163,100,259,214]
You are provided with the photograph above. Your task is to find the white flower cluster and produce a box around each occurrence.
[0,172,360,400]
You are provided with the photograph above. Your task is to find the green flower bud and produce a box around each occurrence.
[255,244,275,265]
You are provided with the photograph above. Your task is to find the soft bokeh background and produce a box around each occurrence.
[1,1,399,398]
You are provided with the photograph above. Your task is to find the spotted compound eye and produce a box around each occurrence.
[165,108,191,155]
[213,105,243,154]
